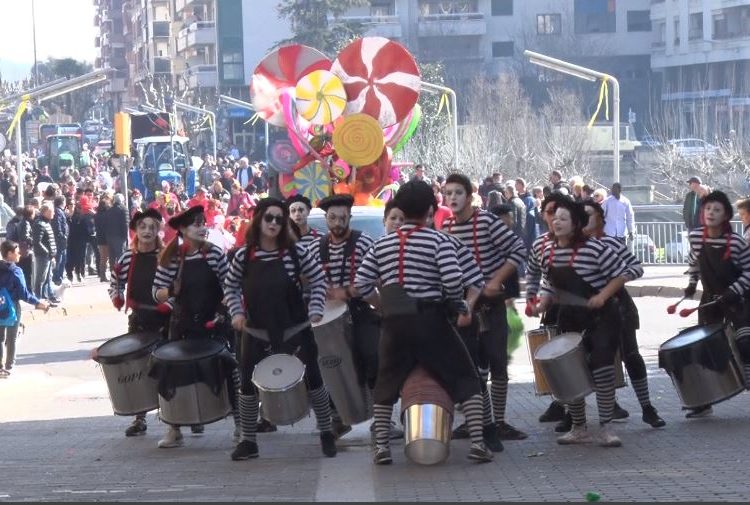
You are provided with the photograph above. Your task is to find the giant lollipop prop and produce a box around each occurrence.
[332,114,385,167]
[295,70,347,125]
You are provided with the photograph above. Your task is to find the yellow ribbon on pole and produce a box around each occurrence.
[6,95,30,138]
[587,78,609,129]
[437,92,451,121]
[244,112,262,126]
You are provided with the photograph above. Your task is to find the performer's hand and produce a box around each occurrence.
[36,300,50,312]
[587,293,606,310]
[155,303,172,314]
[721,288,740,304]
[310,314,323,324]
[112,296,124,311]
[231,315,246,332]
[457,312,472,328]
[525,298,537,317]
[155,288,170,303]
[684,284,697,299]
[482,283,503,299]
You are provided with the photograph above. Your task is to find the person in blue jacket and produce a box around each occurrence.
[0,240,50,376]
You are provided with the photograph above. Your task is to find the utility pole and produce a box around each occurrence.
[32,0,39,87]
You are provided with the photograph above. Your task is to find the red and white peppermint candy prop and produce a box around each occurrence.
[331,37,421,128]
[251,44,331,127]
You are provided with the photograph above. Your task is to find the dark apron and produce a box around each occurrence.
[172,254,223,340]
[698,240,750,327]
[128,251,169,335]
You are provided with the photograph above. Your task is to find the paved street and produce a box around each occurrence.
[2,283,750,501]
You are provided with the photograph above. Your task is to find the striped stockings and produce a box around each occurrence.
[460,394,486,445]
[490,378,508,424]
[630,377,652,409]
[592,365,616,425]
[309,386,332,433]
[238,393,259,443]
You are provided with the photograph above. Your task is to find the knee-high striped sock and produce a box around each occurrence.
[592,365,616,425]
[490,378,508,424]
[568,399,587,426]
[460,394,485,445]
[373,404,394,450]
[239,393,258,443]
[309,387,332,433]
[481,385,493,425]
[631,377,652,409]
[231,369,241,427]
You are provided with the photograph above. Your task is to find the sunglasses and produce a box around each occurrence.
[263,214,285,225]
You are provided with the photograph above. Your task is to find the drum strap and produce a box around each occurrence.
[247,246,302,287]
[319,230,361,286]
[396,225,423,285]
[447,210,481,269]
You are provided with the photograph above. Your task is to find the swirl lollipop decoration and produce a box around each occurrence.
[295,70,347,125]
[332,113,385,167]
[267,138,300,175]
[278,161,331,205]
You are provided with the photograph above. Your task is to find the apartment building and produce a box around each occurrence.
[651,0,750,138]
[94,0,129,113]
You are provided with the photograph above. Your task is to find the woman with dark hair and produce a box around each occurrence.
[531,198,630,447]
[682,190,750,418]
[225,197,336,461]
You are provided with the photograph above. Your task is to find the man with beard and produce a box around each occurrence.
[287,194,321,248]
[442,173,527,447]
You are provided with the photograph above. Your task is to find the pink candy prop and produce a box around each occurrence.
[331,158,351,179]
[267,138,300,175]
[331,37,421,128]
[251,44,331,127]
[279,88,327,166]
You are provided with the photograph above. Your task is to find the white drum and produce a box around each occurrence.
[252,353,309,426]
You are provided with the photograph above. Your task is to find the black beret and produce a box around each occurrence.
[255,197,287,216]
[129,208,162,231]
[167,205,204,230]
[702,190,734,221]
[318,193,354,212]
[286,194,312,210]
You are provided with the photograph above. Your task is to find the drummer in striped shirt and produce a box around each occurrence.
[583,200,666,428]
[287,194,322,248]
[225,197,337,461]
[682,190,750,418]
[353,181,493,465]
[442,173,527,448]
[531,198,630,447]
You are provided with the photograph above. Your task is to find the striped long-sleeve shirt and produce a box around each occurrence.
[445,233,485,290]
[443,209,526,282]
[355,224,464,302]
[109,249,135,301]
[599,235,644,281]
[224,243,326,319]
[297,228,323,250]
[687,227,750,295]
[525,232,552,299]
[306,231,374,288]
[152,243,229,308]
[539,238,628,298]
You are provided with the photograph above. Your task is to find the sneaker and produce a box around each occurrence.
[685,405,713,419]
[642,405,666,428]
[257,418,278,433]
[467,442,494,463]
[612,402,630,421]
[482,424,505,453]
[597,424,622,447]
[320,431,337,457]
[0,368,9,378]
[373,447,392,465]
[496,421,528,440]
[125,419,147,437]
[556,424,592,445]
[190,424,205,434]
[334,418,353,439]
[538,401,566,423]
[452,421,470,440]
[49,296,62,304]
[157,427,184,448]
[231,440,259,461]
[554,412,573,433]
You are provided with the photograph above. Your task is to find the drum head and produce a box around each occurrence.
[252,354,306,392]
[660,324,725,352]
[151,339,226,364]
[95,331,163,365]
[534,332,583,361]
[313,300,348,328]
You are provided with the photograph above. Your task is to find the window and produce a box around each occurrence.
[537,14,561,34]
[371,0,395,16]
[491,0,512,16]
[627,10,651,32]
[222,51,244,82]
[574,0,616,34]
[492,41,514,57]
[152,21,170,37]
[689,12,703,40]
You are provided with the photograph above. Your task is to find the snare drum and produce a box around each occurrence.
[149,339,234,426]
[312,300,369,425]
[659,324,745,408]
[526,327,556,395]
[400,365,454,465]
[252,353,309,425]
[534,332,594,403]
[94,331,164,416]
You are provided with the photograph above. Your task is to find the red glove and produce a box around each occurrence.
[524,301,534,317]
[205,320,216,330]
[112,296,125,311]
[155,303,172,314]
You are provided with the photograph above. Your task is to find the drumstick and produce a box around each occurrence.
[679,298,721,318]
[666,296,688,314]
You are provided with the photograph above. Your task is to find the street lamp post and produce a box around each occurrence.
[524,50,621,183]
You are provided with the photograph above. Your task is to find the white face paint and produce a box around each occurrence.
[552,208,574,240]
[443,183,469,214]
[183,215,208,242]
[703,201,728,228]
[289,202,310,226]
[136,218,159,245]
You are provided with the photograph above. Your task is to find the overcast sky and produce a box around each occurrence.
[0,0,97,81]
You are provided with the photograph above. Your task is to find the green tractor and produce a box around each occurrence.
[40,134,89,180]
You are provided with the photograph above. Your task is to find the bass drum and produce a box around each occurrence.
[149,339,236,426]
[659,324,745,409]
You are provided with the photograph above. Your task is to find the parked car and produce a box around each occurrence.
[307,205,386,240]
[668,138,719,158]
[629,233,656,263]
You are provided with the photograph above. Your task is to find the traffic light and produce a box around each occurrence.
[114,112,131,156]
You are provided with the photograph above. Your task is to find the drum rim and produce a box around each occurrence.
[95,331,164,365]
[660,323,726,352]
[251,354,306,391]
[534,332,583,361]
[313,300,349,328]
[150,338,227,363]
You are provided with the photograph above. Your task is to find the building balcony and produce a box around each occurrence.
[417,13,486,37]
[186,64,217,88]
[333,15,402,38]
[154,57,172,74]
[107,77,128,93]
[102,33,125,47]
[152,21,171,38]
[175,0,210,13]
[176,21,216,52]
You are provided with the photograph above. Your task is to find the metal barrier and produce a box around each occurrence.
[632,221,743,265]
